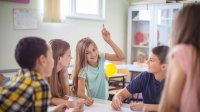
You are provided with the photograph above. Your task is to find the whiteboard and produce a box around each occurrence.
[13,8,37,29]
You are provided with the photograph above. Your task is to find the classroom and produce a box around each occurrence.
[0,0,200,112]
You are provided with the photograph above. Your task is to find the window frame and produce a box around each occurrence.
[67,0,105,20]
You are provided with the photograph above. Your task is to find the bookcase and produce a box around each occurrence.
[127,3,183,64]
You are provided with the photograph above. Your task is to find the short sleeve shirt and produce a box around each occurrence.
[126,71,164,104]
[78,52,108,99]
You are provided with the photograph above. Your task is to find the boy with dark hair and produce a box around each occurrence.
[0,37,67,112]
[112,45,169,111]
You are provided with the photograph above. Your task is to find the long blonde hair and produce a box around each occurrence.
[47,39,70,98]
[72,37,98,95]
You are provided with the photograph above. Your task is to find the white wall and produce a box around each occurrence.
[0,0,129,70]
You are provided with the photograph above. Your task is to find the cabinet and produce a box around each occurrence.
[127,3,183,64]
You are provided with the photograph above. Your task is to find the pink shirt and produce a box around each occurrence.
[171,44,200,112]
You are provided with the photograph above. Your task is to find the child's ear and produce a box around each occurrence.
[58,56,61,63]
[161,64,167,71]
[37,55,47,66]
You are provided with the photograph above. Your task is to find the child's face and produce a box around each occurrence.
[146,53,162,74]
[44,45,54,77]
[86,44,98,65]
[59,49,72,68]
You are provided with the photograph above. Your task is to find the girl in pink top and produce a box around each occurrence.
[159,3,200,112]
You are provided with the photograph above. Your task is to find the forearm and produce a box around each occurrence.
[131,103,159,111]
[114,88,131,101]
[50,97,67,106]
[114,93,127,102]
[106,39,125,60]
[77,92,89,100]
[143,104,159,111]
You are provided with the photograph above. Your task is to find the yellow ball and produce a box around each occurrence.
[105,63,117,77]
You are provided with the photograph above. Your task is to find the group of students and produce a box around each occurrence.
[0,3,200,112]
[0,24,125,111]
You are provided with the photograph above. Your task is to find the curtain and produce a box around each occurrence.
[43,0,61,22]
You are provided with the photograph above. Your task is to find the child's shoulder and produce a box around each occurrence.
[173,44,193,53]
[98,52,105,58]
[32,79,49,87]
[134,71,151,81]
[140,71,151,77]
[78,67,88,75]
[2,77,34,93]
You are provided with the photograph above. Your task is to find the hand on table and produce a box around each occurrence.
[111,96,122,111]
[130,102,145,111]
[84,97,94,106]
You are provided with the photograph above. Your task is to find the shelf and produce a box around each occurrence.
[132,45,149,48]
[132,19,150,22]
[127,4,183,65]
[157,24,171,27]
[160,17,173,21]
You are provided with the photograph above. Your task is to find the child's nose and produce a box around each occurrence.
[92,52,96,57]
[146,60,150,64]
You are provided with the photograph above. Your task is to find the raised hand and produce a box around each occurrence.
[101,24,111,42]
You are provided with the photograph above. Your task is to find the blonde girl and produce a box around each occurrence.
[72,27,126,106]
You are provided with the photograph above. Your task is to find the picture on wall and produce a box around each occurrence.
[0,0,29,3]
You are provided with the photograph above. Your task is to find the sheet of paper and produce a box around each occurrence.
[49,101,135,112]
[13,8,37,29]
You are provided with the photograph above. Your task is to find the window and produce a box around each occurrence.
[64,0,105,20]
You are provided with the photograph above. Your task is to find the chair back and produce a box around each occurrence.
[0,74,6,86]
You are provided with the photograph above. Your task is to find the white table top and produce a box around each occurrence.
[116,64,147,72]
[48,98,142,112]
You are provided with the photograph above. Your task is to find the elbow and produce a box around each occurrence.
[77,92,85,98]
[118,54,126,60]
[77,92,81,97]
[121,54,126,60]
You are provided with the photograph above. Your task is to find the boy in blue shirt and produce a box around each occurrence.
[112,46,169,111]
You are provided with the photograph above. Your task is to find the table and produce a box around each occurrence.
[116,64,147,72]
[48,98,142,112]
[116,64,147,79]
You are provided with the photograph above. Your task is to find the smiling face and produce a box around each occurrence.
[86,43,99,66]
[146,53,162,74]
[58,49,72,68]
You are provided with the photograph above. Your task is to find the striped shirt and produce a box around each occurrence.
[0,69,51,112]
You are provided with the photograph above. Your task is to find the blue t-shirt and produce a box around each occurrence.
[126,71,164,104]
